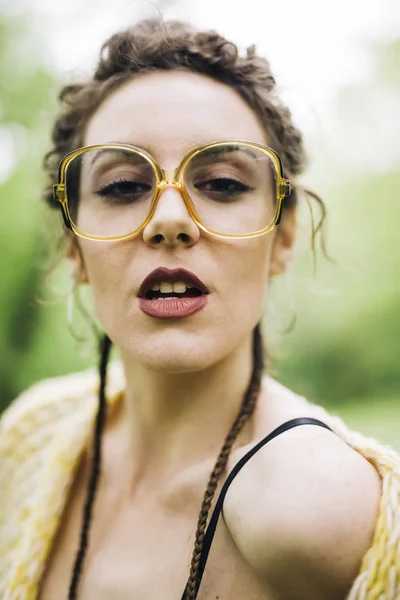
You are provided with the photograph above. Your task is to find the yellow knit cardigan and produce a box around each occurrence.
[0,362,399,600]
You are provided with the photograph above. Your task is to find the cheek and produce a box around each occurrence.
[78,242,134,316]
[221,236,273,320]
[237,237,272,291]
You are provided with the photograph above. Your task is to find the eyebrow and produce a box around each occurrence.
[88,147,149,168]
[193,144,261,160]
[87,142,261,170]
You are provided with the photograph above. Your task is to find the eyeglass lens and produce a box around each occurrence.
[65,144,278,238]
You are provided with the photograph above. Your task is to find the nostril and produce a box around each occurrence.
[152,234,164,245]
[151,233,190,244]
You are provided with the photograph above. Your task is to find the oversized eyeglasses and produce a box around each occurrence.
[53,140,292,241]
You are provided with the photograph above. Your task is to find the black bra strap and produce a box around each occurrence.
[181,417,333,599]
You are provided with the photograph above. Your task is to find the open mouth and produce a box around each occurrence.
[139,273,209,318]
[138,267,209,311]
[145,285,204,300]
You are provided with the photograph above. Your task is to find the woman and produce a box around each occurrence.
[1,18,399,600]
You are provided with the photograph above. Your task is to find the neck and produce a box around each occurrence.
[108,329,259,488]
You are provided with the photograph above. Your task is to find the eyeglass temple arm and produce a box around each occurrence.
[275,180,292,225]
[53,184,73,231]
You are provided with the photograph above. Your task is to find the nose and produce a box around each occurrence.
[142,183,201,248]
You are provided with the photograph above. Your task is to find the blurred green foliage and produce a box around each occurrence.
[0,11,398,448]
[275,171,400,404]
[0,12,58,404]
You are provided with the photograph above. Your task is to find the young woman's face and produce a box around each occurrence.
[73,70,294,372]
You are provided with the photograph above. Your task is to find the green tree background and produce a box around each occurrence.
[0,7,399,449]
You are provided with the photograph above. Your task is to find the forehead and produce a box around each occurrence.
[84,70,268,164]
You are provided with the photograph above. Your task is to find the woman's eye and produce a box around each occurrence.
[194,177,252,198]
[96,179,152,202]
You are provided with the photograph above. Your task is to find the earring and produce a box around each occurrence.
[67,289,74,325]
[66,281,89,344]
[66,274,87,342]
[66,274,76,325]
[267,271,297,335]
[66,274,101,345]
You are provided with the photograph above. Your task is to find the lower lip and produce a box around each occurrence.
[138,295,208,318]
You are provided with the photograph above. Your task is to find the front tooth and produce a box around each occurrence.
[151,283,160,291]
[173,282,187,293]
[160,282,173,293]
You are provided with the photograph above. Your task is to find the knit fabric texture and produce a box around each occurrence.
[0,362,399,599]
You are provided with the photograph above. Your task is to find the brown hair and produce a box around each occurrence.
[43,18,329,599]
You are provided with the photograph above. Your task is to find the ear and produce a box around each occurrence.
[269,206,297,277]
[66,234,89,284]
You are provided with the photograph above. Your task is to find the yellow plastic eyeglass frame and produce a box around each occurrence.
[53,140,292,242]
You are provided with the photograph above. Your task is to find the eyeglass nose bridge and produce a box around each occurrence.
[158,167,180,186]
[155,167,188,199]
[151,166,203,229]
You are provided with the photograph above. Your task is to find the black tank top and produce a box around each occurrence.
[180,417,333,599]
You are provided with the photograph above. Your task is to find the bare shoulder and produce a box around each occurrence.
[224,376,382,600]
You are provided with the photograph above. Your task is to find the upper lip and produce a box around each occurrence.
[138,267,209,298]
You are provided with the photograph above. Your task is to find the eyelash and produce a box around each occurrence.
[94,176,254,204]
[96,178,152,200]
[195,177,253,196]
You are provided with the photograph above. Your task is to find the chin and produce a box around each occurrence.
[141,355,213,374]
[117,328,230,374]
[134,348,220,374]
